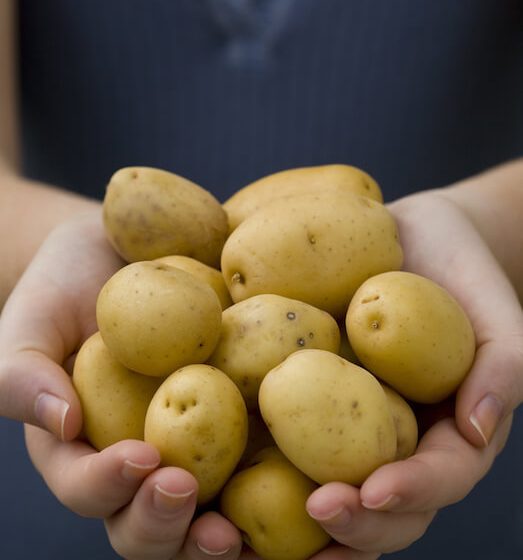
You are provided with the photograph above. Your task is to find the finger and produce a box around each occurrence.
[182,511,243,560]
[105,466,198,560]
[359,416,512,514]
[0,216,121,439]
[456,335,523,448]
[307,482,434,554]
[0,348,82,441]
[25,424,160,517]
[0,279,83,439]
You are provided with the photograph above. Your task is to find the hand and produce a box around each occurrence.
[0,211,244,560]
[305,191,523,559]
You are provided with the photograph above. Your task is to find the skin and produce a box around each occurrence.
[1,5,523,557]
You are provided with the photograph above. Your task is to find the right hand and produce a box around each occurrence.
[0,210,244,560]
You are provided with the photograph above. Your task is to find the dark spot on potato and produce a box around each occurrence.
[370,320,380,329]
[297,338,305,347]
[287,311,296,320]
[361,294,380,304]
[308,332,314,339]
[164,399,170,408]
[193,454,203,462]
[352,400,359,408]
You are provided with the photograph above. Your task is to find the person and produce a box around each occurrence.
[0,1,522,559]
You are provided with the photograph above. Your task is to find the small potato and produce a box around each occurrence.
[96,261,222,377]
[220,447,330,560]
[144,364,248,504]
[346,271,476,403]
[72,332,163,450]
[381,384,418,460]
[207,294,340,410]
[221,191,403,318]
[154,254,233,310]
[259,349,397,486]
[103,166,228,267]
[224,164,383,232]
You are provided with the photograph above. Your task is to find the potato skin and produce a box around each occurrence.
[346,271,476,403]
[381,384,418,460]
[220,448,330,560]
[154,254,233,310]
[221,191,403,318]
[259,349,397,486]
[144,364,248,504]
[103,166,228,267]
[96,261,222,377]
[207,294,340,410]
[72,332,163,450]
[224,164,383,232]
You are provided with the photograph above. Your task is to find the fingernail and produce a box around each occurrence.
[469,393,504,447]
[121,459,159,482]
[196,542,232,556]
[307,504,351,526]
[153,484,195,514]
[34,392,70,441]
[361,493,400,510]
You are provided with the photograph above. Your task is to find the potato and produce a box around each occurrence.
[154,254,233,310]
[96,261,222,377]
[259,349,397,486]
[103,166,228,267]
[220,447,330,560]
[207,294,340,410]
[381,384,418,460]
[346,271,476,403]
[72,332,163,450]
[221,191,403,318]
[224,164,383,232]
[144,364,248,504]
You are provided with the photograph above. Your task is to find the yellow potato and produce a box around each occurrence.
[259,349,397,486]
[224,164,383,232]
[103,166,228,267]
[96,261,222,377]
[207,294,340,410]
[220,447,330,560]
[144,364,248,504]
[154,254,233,310]
[221,191,403,318]
[72,332,163,450]
[346,271,476,403]
[381,384,418,460]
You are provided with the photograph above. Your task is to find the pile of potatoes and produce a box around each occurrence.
[73,165,476,560]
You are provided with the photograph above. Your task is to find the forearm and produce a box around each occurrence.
[437,158,523,303]
[0,173,101,307]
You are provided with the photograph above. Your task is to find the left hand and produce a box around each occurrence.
[305,190,523,559]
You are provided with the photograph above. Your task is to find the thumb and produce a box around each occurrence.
[456,334,523,449]
[0,278,84,441]
[0,349,82,441]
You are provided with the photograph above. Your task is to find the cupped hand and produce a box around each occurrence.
[0,211,244,560]
[305,191,523,558]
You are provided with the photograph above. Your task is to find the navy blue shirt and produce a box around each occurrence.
[1,1,522,558]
